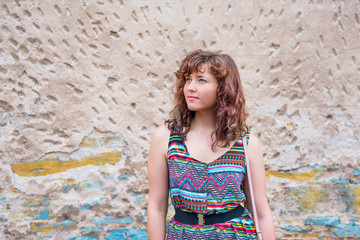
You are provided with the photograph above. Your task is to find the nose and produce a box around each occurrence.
[187,80,196,92]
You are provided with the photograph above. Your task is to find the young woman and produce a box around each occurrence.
[147,50,275,239]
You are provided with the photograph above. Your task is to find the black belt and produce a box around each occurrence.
[174,204,245,226]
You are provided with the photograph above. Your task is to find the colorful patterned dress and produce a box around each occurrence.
[166,130,257,240]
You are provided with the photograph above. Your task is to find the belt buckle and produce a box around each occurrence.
[197,213,204,225]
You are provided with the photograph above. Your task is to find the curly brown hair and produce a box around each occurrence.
[166,49,248,151]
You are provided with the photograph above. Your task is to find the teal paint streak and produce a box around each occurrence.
[350,216,359,223]
[117,174,131,179]
[305,216,340,226]
[354,169,360,176]
[105,228,147,240]
[329,223,360,238]
[81,204,92,210]
[54,220,79,230]
[281,225,311,232]
[93,215,133,225]
[134,194,145,203]
[81,227,104,232]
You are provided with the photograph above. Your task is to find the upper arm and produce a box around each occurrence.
[245,133,270,218]
[147,125,170,211]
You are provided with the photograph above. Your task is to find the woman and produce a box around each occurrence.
[147,50,275,239]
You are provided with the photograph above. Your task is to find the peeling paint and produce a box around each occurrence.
[11,152,122,177]
[305,216,340,226]
[266,169,326,181]
[281,225,311,232]
[329,223,360,238]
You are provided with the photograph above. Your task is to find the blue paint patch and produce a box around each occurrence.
[117,174,131,179]
[313,165,326,170]
[93,215,133,225]
[281,225,311,232]
[81,204,92,210]
[105,228,147,240]
[318,234,326,238]
[134,194,145,203]
[55,220,78,227]
[353,169,360,176]
[329,223,360,238]
[81,227,104,232]
[69,237,99,240]
[331,174,349,184]
[288,142,295,145]
[25,209,53,220]
[305,216,340,226]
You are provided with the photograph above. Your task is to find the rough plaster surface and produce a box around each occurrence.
[0,0,359,239]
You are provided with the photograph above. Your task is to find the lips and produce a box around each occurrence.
[187,96,199,101]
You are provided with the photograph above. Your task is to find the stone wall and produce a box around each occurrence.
[0,0,359,239]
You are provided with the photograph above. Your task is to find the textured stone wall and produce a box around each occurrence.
[0,0,359,239]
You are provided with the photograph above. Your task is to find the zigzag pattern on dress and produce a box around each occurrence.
[166,130,257,239]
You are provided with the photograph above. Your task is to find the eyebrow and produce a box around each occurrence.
[196,74,207,78]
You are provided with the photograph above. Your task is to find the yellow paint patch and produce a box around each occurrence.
[286,123,294,128]
[351,185,360,213]
[266,169,326,181]
[11,151,122,177]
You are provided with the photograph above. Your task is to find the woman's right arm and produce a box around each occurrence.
[147,125,170,240]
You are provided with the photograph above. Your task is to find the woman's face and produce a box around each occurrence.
[183,63,219,113]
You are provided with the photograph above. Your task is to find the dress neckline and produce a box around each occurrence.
[182,136,241,165]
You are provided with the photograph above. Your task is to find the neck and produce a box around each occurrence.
[190,109,216,132]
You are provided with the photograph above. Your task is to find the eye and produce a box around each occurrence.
[185,77,191,82]
[199,78,207,83]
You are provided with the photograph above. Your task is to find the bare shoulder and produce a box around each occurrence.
[247,133,264,163]
[248,133,261,148]
[150,124,171,156]
[152,124,171,143]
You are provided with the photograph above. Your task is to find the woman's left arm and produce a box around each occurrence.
[247,133,276,239]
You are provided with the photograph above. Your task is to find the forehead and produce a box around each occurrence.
[187,63,210,76]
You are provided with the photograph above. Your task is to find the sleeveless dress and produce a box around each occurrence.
[166,130,257,240]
